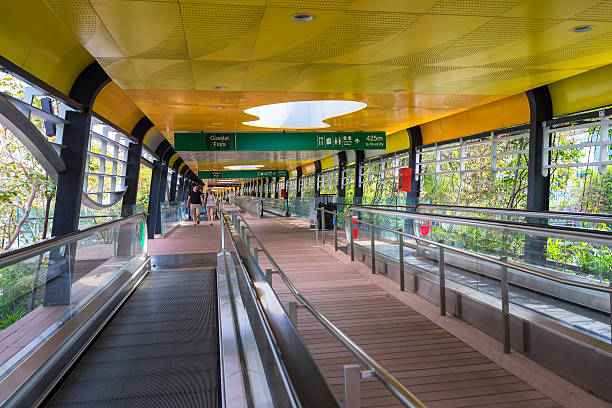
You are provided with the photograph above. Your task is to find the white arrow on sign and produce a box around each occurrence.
[355,138,360,144]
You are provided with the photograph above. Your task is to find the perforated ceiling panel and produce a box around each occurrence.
[42,0,612,175]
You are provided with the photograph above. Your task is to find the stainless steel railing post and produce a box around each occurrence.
[370,225,376,274]
[266,268,273,288]
[399,234,405,291]
[439,246,446,316]
[322,210,326,245]
[343,365,361,408]
[501,256,510,353]
[253,247,259,265]
[350,224,355,261]
[287,301,298,328]
[334,213,338,252]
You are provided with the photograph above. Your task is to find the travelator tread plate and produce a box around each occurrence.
[46,264,219,408]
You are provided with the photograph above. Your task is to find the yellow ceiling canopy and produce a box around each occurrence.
[42,0,612,175]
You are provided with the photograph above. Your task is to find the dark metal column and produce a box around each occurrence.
[525,86,553,264]
[274,177,279,199]
[147,160,162,239]
[337,151,347,199]
[268,176,273,198]
[46,111,90,306]
[407,126,423,207]
[169,170,178,202]
[353,150,365,204]
[526,86,553,211]
[121,117,152,217]
[314,160,322,197]
[296,167,303,198]
[155,163,168,235]
[404,126,423,235]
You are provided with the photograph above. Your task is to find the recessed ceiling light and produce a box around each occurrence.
[571,25,593,33]
[213,86,225,90]
[393,89,406,93]
[213,106,223,109]
[292,13,313,22]
[360,123,369,126]
[225,165,265,170]
[394,107,408,111]
[212,122,221,126]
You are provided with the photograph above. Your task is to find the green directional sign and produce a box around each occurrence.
[175,131,386,151]
[199,170,289,179]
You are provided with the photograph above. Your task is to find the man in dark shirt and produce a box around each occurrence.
[187,185,204,226]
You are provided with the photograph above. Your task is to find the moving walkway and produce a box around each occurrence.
[0,209,426,407]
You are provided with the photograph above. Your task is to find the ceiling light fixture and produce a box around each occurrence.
[213,106,223,109]
[571,25,593,33]
[213,86,225,90]
[224,165,265,170]
[212,122,221,126]
[361,123,369,126]
[292,13,313,22]
[393,89,406,93]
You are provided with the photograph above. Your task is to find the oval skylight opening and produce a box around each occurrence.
[243,100,367,129]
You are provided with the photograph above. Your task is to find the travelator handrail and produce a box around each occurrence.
[340,206,612,294]
[228,210,427,408]
[219,207,341,408]
[415,203,612,225]
[347,206,612,247]
[0,213,147,270]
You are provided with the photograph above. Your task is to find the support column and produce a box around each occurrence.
[46,111,90,306]
[169,170,178,202]
[296,167,303,198]
[405,126,423,235]
[525,86,553,263]
[155,163,168,235]
[268,176,273,198]
[274,177,279,199]
[353,150,365,204]
[337,151,347,199]
[314,160,322,197]
[121,141,143,217]
[407,126,423,207]
[147,160,162,239]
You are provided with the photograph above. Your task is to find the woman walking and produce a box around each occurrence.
[187,185,204,226]
[204,190,217,225]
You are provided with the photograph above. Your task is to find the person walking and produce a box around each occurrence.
[204,190,217,225]
[187,185,204,227]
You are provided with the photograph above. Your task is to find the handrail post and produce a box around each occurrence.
[322,209,326,245]
[370,224,376,274]
[266,268,273,288]
[288,301,298,328]
[334,213,338,251]
[350,223,355,261]
[253,247,259,265]
[399,233,405,291]
[343,364,361,408]
[439,246,446,316]
[316,208,320,246]
[501,256,511,353]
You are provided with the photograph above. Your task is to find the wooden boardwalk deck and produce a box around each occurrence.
[242,216,589,408]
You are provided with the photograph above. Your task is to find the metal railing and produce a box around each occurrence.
[315,206,612,353]
[415,203,612,226]
[219,204,341,408]
[226,209,427,408]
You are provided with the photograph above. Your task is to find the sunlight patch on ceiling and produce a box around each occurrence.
[243,100,366,129]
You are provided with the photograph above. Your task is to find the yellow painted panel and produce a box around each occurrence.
[143,127,159,146]
[385,129,409,154]
[93,82,145,133]
[289,169,298,178]
[320,156,335,171]
[0,0,94,95]
[422,94,529,144]
[549,64,612,116]
[302,162,316,175]
[168,153,180,168]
